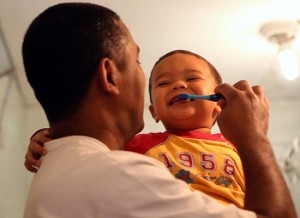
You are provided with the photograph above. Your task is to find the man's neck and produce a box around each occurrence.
[49,120,127,151]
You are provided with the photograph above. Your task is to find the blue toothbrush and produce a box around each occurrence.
[177,93,224,102]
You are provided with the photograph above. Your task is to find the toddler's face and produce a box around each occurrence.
[149,53,221,131]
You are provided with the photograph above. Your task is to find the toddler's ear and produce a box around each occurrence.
[149,105,160,123]
[214,103,222,113]
[212,103,222,118]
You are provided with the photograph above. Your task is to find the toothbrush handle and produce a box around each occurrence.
[209,94,224,102]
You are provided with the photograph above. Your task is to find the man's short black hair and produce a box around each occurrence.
[22,2,128,123]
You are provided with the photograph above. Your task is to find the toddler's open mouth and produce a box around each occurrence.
[169,95,194,106]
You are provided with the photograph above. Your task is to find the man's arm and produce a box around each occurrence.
[215,80,296,218]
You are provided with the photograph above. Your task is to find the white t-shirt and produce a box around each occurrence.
[24,136,255,218]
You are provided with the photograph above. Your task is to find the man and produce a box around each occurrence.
[23,2,296,218]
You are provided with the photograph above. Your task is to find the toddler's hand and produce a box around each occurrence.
[24,128,51,173]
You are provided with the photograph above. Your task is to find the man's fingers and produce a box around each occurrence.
[252,85,263,95]
[232,80,252,91]
[252,85,266,100]
[214,83,234,99]
[216,81,263,101]
[252,85,269,106]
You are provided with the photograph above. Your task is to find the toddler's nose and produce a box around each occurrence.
[172,80,188,90]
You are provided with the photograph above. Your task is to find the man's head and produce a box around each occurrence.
[22,3,129,124]
[22,2,146,143]
[148,50,222,131]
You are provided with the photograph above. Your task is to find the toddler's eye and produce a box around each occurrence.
[186,75,202,81]
[187,76,201,81]
[157,81,171,87]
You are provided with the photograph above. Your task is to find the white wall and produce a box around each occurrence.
[1,80,300,217]
[268,100,300,217]
[0,75,27,218]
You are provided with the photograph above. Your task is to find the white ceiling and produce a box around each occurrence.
[1,0,300,107]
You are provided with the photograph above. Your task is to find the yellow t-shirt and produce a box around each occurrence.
[126,130,245,208]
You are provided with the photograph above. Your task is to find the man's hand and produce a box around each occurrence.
[215,80,296,218]
[215,80,269,147]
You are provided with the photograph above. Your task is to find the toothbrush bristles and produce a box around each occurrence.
[177,94,188,100]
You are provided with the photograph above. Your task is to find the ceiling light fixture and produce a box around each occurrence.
[260,20,299,80]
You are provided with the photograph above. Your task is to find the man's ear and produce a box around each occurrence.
[149,104,160,123]
[97,58,120,95]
